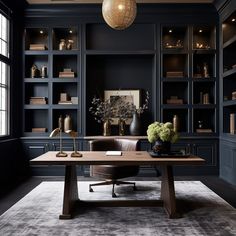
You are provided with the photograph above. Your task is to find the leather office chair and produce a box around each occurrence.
[89,138,139,197]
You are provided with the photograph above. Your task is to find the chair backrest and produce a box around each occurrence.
[89,139,139,151]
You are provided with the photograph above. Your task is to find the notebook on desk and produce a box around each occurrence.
[105,151,122,156]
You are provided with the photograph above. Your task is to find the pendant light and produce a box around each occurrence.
[102,0,137,30]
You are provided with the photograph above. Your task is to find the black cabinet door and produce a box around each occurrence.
[23,141,49,160]
[192,141,218,166]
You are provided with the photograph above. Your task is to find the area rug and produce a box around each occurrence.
[0,181,235,236]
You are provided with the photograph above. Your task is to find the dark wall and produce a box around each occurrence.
[0,0,29,186]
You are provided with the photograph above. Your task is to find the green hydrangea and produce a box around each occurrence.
[147,121,179,143]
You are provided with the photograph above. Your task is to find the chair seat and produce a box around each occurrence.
[92,165,139,180]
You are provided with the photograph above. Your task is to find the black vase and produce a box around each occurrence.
[129,111,141,136]
[152,140,171,154]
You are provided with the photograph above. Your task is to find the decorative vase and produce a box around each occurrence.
[118,119,126,136]
[64,114,72,132]
[103,119,111,136]
[152,140,171,154]
[129,111,141,136]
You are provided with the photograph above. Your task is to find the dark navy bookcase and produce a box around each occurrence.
[20,3,220,177]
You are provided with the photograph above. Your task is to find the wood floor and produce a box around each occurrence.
[0,176,235,216]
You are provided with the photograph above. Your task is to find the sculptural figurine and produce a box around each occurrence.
[31,64,38,78]
[65,130,82,157]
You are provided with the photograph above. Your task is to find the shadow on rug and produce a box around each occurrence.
[0,181,235,236]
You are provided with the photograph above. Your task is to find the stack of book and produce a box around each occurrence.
[29,97,47,105]
[166,71,184,78]
[29,44,46,50]
[59,68,75,78]
[167,96,183,104]
[196,129,213,133]
[32,128,47,133]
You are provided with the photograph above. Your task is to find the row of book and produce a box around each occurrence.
[29,97,47,105]
[29,44,47,50]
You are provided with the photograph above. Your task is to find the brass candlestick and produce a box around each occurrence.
[65,130,82,157]
[49,128,68,157]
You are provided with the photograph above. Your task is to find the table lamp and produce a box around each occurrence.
[49,128,68,157]
[65,130,82,157]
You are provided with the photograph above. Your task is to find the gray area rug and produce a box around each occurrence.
[0,181,236,236]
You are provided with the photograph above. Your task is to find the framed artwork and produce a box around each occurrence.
[104,89,140,125]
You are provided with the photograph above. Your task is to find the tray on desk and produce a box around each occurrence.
[148,151,191,158]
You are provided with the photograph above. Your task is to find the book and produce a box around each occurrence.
[32,128,47,132]
[166,99,183,104]
[58,101,73,104]
[59,72,75,78]
[29,97,47,105]
[106,151,122,156]
[29,44,46,50]
[166,71,184,78]
[196,129,213,133]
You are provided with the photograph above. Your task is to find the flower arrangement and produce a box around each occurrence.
[136,91,149,115]
[89,97,116,123]
[147,121,179,143]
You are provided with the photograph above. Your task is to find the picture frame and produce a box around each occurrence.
[104,89,140,125]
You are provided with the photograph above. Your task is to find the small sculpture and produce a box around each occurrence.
[65,130,82,157]
[49,128,67,157]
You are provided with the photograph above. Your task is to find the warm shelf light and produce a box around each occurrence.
[199,29,203,33]
[232,18,236,22]
[102,0,137,30]
[169,29,172,33]
[39,30,44,34]
[69,30,73,33]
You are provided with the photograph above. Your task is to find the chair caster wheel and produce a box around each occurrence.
[89,187,94,192]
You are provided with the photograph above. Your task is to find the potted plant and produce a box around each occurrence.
[89,97,116,136]
[147,121,179,154]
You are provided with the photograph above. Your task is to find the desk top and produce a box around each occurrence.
[30,151,205,166]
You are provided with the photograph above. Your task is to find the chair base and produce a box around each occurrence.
[89,180,137,198]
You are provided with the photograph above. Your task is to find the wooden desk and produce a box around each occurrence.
[30,151,205,219]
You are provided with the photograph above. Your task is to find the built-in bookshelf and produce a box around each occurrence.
[23,27,80,136]
[161,25,217,135]
[222,10,236,136]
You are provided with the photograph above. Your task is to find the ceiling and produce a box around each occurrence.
[26,0,214,4]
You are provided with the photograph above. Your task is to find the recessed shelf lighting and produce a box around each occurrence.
[39,30,44,34]
[169,29,172,33]
[199,29,203,33]
[232,18,236,22]
[69,30,73,34]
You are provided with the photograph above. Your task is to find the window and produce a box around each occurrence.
[0,11,10,136]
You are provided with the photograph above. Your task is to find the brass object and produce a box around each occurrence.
[59,39,66,50]
[203,62,209,78]
[173,115,179,132]
[65,130,82,158]
[58,115,64,131]
[41,66,47,78]
[31,64,39,78]
[118,119,125,136]
[66,39,74,50]
[64,114,72,132]
[103,120,111,136]
[49,128,68,157]
[102,0,137,30]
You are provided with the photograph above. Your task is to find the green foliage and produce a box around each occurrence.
[147,121,179,143]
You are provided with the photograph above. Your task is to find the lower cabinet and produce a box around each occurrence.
[21,138,84,176]
[139,138,218,176]
[220,139,236,185]
[21,137,219,177]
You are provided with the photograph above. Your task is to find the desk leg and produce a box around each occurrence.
[161,165,178,218]
[59,165,78,219]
